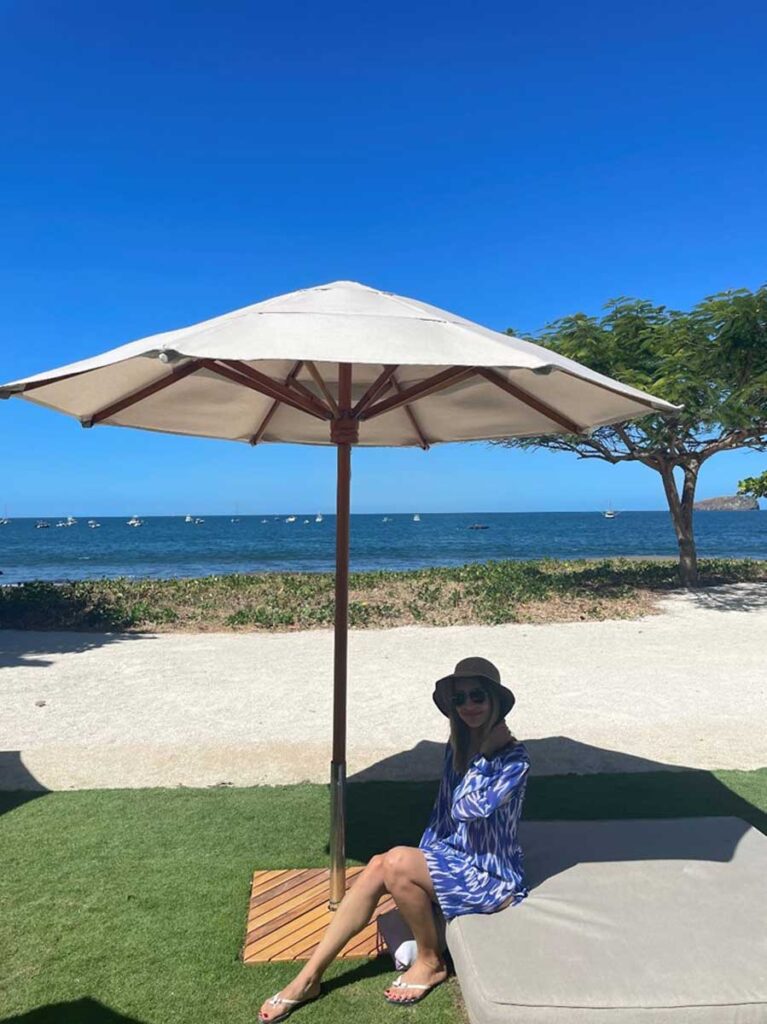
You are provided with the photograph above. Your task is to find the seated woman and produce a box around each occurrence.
[258,655,530,1021]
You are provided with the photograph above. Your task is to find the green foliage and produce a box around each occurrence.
[506,286,767,451]
[739,470,767,498]
[1,559,764,632]
[501,287,767,582]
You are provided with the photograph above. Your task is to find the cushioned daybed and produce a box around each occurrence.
[447,817,767,1024]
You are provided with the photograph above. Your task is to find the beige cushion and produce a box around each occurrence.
[447,817,767,1023]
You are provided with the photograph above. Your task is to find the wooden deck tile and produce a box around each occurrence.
[242,867,397,963]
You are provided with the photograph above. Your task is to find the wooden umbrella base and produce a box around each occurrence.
[242,867,396,963]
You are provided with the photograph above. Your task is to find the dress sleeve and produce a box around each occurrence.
[451,747,529,822]
[418,743,454,847]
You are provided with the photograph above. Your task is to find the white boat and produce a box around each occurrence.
[382,516,392,522]
[194,517,204,524]
[285,515,297,523]
[55,520,68,527]
[602,504,618,519]
[413,513,421,522]
[184,514,193,522]
[0,517,9,526]
[87,519,101,528]
[127,515,143,527]
[65,516,77,525]
[303,519,310,524]
[35,520,50,529]
[315,513,323,523]
[261,519,268,523]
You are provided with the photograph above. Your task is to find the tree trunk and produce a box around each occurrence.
[656,459,700,587]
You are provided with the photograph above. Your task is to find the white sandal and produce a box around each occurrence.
[257,986,321,1023]
[384,974,444,1005]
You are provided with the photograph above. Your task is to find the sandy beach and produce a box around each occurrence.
[2,582,766,790]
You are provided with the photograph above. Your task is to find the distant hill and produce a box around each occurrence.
[694,495,759,511]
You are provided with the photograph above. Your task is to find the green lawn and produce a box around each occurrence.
[2,769,766,1024]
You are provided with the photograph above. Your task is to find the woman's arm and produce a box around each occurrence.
[451,748,529,822]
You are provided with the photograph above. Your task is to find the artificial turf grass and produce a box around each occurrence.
[2,768,766,1024]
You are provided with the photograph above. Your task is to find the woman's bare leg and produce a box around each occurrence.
[258,855,387,1022]
[381,846,448,1003]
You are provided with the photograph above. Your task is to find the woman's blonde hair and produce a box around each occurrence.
[448,677,513,774]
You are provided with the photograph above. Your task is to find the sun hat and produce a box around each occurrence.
[432,656,515,719]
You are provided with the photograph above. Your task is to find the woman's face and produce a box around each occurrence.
[453,678,493,730]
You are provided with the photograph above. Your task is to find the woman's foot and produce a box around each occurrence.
[257,975,321,1022]
[384,957,448,1004]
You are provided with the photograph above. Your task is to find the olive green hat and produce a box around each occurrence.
[433,656,515,719]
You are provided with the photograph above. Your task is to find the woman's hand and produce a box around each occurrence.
[479,720,513,758]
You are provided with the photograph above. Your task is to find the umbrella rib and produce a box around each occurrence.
[304,362,340,417]
[390,372,430,449]
[249,361,304,445]
[474,367,584,433]
[215,360,332,419]
[282,374,333,417]
[201,360,331,421]
[359,366,477,421]
[351,365,400,418]
[81,360,204,427]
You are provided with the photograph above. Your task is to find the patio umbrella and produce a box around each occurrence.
[1,279,679,907]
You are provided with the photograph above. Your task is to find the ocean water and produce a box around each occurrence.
[0,512,765,584]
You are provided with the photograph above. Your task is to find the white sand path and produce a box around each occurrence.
[1,583,766,790]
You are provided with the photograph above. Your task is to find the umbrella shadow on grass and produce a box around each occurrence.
[0,998,146,1024]
[342,737,766,885]
[0,753,50,816]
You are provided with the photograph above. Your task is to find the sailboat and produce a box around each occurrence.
[315,512,323,523]
[412,513,421,522]
[603,504,617,519]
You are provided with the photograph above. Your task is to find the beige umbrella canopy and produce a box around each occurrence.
[1,279,679,905]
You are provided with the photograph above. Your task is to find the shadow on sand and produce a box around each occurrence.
[0,630,150,671]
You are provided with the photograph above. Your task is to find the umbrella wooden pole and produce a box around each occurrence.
[329,364,354,910]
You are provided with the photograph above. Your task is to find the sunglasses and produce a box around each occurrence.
[451,688,488,708]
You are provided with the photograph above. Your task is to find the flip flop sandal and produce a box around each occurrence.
[384,975,444,1006]
[257,987,321,1023]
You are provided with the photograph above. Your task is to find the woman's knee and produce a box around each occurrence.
[382,846,413,886]
[358,853,386,890]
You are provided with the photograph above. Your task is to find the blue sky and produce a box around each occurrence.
[1,0,765,516]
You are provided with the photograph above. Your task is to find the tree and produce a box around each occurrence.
[495,287,767,586]
[738,470,767,499]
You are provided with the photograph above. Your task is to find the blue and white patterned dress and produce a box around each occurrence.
[419,739,530,920]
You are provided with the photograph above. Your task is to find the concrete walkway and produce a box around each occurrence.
[2,583,766,789]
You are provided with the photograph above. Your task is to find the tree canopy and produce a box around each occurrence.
[497,285,767,584]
